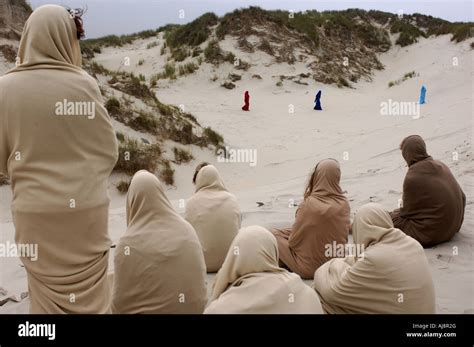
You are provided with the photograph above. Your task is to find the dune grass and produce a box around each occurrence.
[166,12,219,48]
[115,137,162,176]
[388,71,418,88]
[173,147,195,164]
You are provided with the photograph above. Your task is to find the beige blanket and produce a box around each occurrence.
[205,226,323,314]
[314,203,436,314]
[0,5,118,313]
[112,171,207,314]
[272,159,350,279]
[185,165,241,272]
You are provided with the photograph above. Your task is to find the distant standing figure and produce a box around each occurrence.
[419,85,426,104]
[242,91,250,111]
[314,90,322,110]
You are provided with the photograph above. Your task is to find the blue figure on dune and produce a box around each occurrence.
[314,90,322,110]
[419,85,427,104]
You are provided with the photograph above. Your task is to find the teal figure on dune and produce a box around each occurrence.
[419,85,426,104]
[314,90,322,110]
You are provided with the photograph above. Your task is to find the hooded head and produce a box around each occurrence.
[210,225,283,301]
[352,203,394,249]
[304,159,344,199]
[194,165,227,192]
[400,135,431,167]
[12,5,82,72]
[126,170,176,229]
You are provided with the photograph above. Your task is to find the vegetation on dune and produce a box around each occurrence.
[388,71,418,88]
[114,137,163,176]
[105,97,121,115]
[116,179,130,193]
[128,111,160,134]
[390,20,426,46]
[178,62,199,76]
[18,0,32,13]
[203,127,224,147]
[146,41,159,49]
[0,45,17,63]
[170,47,189,62]
[150,63,177,83]
[80,24,179,56]
[114,135,174,186]
[0,174,9,186]
[159,161,175,185]
[173,147,194,164]
[390,14,473,46]
[216,7,391,50]
[204,39,223,63]
[81,7,472,61]
[450,23,473,42]
[166,12,219,48]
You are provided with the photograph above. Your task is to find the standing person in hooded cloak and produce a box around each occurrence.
[0,5,118,313]
[314,90,322,110]
[242,90,250,111]
[419,85,427,104]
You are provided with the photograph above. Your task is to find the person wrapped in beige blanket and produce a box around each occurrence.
[0,5,118,313]
[272,159,350,279]
[205,226,323,314]
[185,164,241,272]
[112,170,207,314]
[313,203,436,314]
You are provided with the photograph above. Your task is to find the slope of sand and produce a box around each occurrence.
[1,35,472,313]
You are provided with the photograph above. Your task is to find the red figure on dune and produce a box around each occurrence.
[242,91,250,111]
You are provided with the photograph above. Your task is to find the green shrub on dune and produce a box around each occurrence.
[166,12,218,48]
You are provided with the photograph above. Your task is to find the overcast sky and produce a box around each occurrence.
[28,0,473,39]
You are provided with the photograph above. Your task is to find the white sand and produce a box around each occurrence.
[1,34,472,313]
